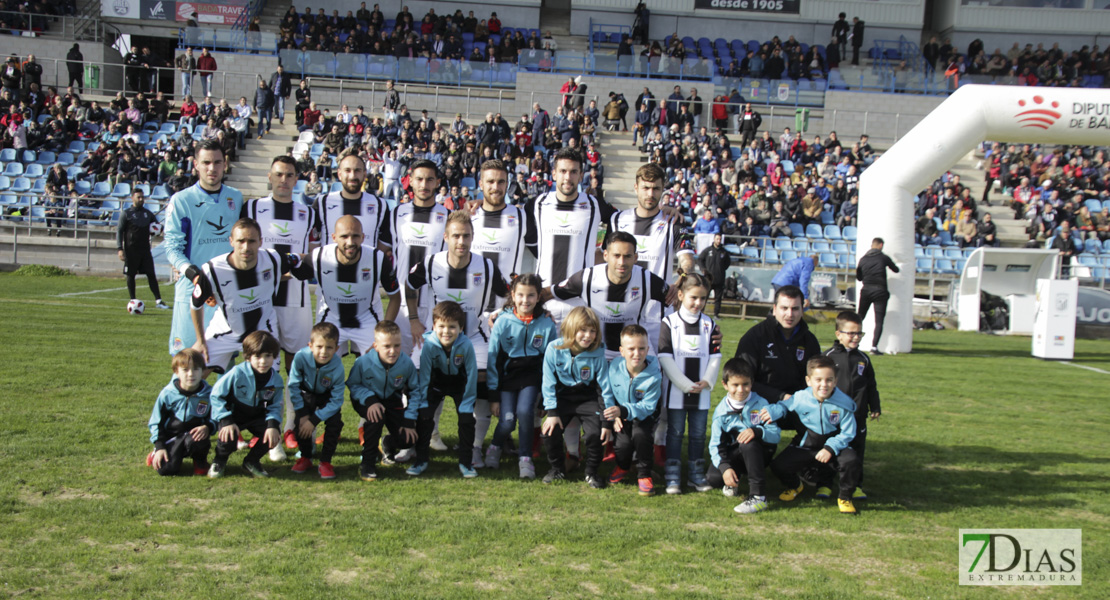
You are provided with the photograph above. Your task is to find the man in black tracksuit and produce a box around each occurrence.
[116,189,167,309]
[698,233,731,318]
[734,285,821,432]
[855,237,899,354]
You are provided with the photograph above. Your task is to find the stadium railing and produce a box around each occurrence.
[182,27,280,56]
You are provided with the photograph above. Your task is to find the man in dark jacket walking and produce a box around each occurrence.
[698,233,731,318]
[268,65,292,124]
[855,237,899,353]
[254,78,275,138]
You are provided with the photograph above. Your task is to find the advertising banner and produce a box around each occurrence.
[140,0,176,21]
[102,0,141,19]
[694,0,801,16]
[175,1,246,25]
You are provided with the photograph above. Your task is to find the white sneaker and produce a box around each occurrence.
[666,482,683,495]
[237,437,249,450]
[519,456,536,479]
[154,300,169,309]
[734,495,769,514]
[429,432,448,451]
[393,447,416,463]
[723,486,739,497]
[484,444,502,469]
[471,446,485,469]
[268,445,287,463]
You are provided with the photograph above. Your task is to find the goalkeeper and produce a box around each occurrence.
[162,139,244,356]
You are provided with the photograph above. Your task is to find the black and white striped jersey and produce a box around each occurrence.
[552,264,668,355]
[407,251,509,341]
[389,202,448,284]
[526,192,616,286]
[195,249,286,342]
[658,311,722,410]
[316,190,393,248]
[243,196,316,308]
[609,209,680,283]
[471,204,528,280]
[306,244,399,330]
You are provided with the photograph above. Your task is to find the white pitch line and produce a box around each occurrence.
[1061,361,1110,375]
[54,286,131,297]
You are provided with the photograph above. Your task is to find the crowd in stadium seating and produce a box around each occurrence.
[924,37,1110,89]
[633,83,872,263]
[276,5,550,67]
[0,0,76,30]
[288,78,597,206]
[614,33,831,83]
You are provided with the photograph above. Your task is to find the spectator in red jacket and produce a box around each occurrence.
[488,12,501,35]
[196,49,217,99]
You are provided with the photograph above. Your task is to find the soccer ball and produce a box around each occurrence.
[127,299,145,315]
[149,222,164,236]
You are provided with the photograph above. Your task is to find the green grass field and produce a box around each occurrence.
[0,273,1106,599]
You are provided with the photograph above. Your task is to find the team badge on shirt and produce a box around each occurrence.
[472,272,483,286]
[392,374,404,388]
[196,401,209,416]
[262,269,272,282]
[796,349,805,361]
[630,287,640,299]
[321,376,332,389]
[857,363,865,376]
[454,353,464,366]
[260,388,276,403]
[227,196,235,210]
[435,212,445,222]
[507,215,516,226]
[297,209,307,221]
[634,389,645,400]
[749,409,760,422]
[173,337,184,352]
[579,366,592,380]
[362,268,372,281]
[829,410,841,425]
[531,333,545,349]
[367,204,376,213]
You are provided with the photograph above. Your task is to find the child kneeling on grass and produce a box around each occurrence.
[147,348,215,476]
[706,358,781,514]
[409,301,479,478]
[288,322,346,480]
[208,331,285,479]
[540,306,609,488]
[347,320,421,481]
[602,324,663,496]
[760,355,862,514]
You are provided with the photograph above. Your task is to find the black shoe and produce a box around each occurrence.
[243,460,270,478]
[871,348,884,356]
[207,461,226,479]
[542,470,565,484]
[585,474,607,489]
[360,463,378,481]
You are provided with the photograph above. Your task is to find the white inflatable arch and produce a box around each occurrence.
[857,84,1110,354]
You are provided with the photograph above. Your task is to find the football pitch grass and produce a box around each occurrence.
[0,273,1106,599]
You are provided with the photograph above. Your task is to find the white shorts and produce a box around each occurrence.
[397,302,431,356]
[337,324,376,357]
[470,330,489,371]
[274,304,312,354]
[205,331,243,373]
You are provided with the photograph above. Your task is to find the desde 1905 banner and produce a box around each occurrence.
[694,0,801,15]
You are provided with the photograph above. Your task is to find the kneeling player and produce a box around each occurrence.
[760,356,862,514]
[146,349,214,476]
[208,331,285,478]
[288,322,346,480]
[706,359,781,514]
[347,320,421,480]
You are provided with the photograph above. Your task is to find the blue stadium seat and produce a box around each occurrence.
[0,148,15,162]
[792,239,809,252]
[788,223,804,237]
[23,164,44,178]
[151,185,170,200]
[927,247,945,258]
[763,248,780,264]
[819,210,833,225]
[1077,255,1099,267]
[1104,239,1110,253]
[832,242,849,254]
[34,151,56,166]
[823,225,841,240]
[0,192,14,204]
[460,177,477,190]
[944,248,963,259]
[742,246,760,261]
[0,175,9,192]
[91,181,111,197]
[914,245,926,258]
[10,177,31,193]
[1085,199,1101,213]
[2,162,22,178]
[805,224,823,238]
[818,253,839,268]
[811,241,830,253]
[774,238,792,250]
[935,259,958,274]
[781,250,798,262]
[75,181,91,195]
[111,183,132,198]
[30,179,46,194]
[916,258,934,272]
[21,150,36,163]
[1083,239,1101,254]
[938,230,958,247]
[56,153,75,167]
[67,141,86,154]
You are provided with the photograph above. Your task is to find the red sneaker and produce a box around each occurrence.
[318,461,336,479]
[291,457,312,474]
[193,461,210,476]
[608,466,629,485]
[145,450,155,467]
[653,444,666,467]
[358,425,365,447]
[315,431,325,445]
[602,442,616,463]
[638,477,656,496]
[248,436,259,449]
[283,430,297,450]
